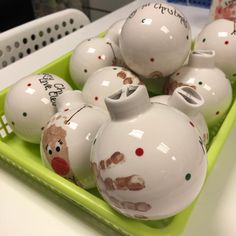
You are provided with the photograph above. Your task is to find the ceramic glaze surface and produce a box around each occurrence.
[82,66,142,110]
[105,19,126,46]
[119,2,192,78]
[91,85,207,220]
[56,90,85,112]
[195,19,236,81]
[4,73,72,143]
[150,88,209,145]
[40,103,108,189]
[69,37,123,87]
[165,50,232,127]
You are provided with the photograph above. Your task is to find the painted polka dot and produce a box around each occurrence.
[98,56,102,59]
[186,35,189,40]
[176,72,180,76]
[189,121,195,127]
[94,96,98,101]
[198,81,203,85]
[41,127,44,130]
[225,40,229,45]
[202,38,206,43]
[216,111,220,115]
[22,112,27,117]
[135,148,144,156]
[150,58,155,62]
[27,83,31,86]
[185,173,191,181]
[64,108,69,111]
[113,68,117,70]
[11,121,15,126]
[84,69,87,73]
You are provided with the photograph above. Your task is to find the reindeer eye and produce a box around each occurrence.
[55,141,62,152]
[46,145,53,155]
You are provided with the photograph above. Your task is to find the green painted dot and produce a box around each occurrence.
[22,112,27,117]
[185,173,191,181]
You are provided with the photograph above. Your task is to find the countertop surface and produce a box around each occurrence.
[1,1,236,236]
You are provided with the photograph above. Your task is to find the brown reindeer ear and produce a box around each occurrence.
[117,71,127,79]
[123,77,133,84]
[43,124,67,143]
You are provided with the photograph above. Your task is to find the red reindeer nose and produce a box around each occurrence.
[51,157,70,176]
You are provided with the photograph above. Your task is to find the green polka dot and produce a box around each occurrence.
[185,173,191,181]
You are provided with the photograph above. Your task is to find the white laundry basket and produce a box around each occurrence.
[0,9,90,70]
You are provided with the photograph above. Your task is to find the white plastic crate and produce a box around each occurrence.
[0,9,90,70]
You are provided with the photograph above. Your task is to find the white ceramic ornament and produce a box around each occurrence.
[105,19,126,46]
[119,2,192,78]
[56,90,84,112]
[151,86,209,145]
[69,37,123,87]
[91,85,207,220]
[195,19,236,81]
[4,73,72,143]
[40,91,108,188]
[82,66,142,110]
[165,50,232,127]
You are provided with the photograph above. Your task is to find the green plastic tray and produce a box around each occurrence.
[0,51,236,236]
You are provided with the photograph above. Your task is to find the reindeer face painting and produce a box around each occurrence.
[40,103,108,189]
[42,124,70,177]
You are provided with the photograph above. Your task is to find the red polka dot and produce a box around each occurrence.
[225,40,229,45]
[95,96,98,101]
[150,58,155,62]
[27,83,31,86]
[189,121,195,127]
[135,148,144,156]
